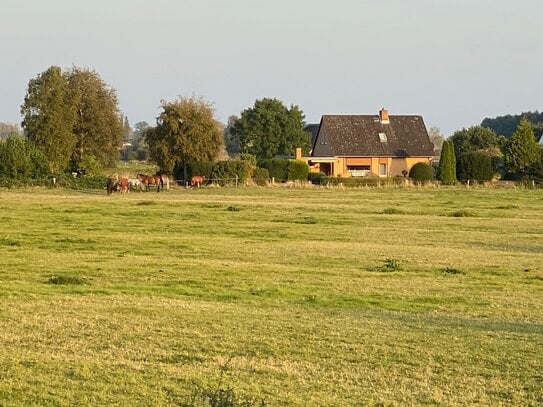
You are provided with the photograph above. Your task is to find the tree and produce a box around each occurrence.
[122,115,133,143]
[428,127,445,157]
[68,67,123,169]
[232,98,311,161]
[21,66,123,173]
[21,66,77,174]
[503,119,541,176]
[224,115,240,156]
[0,122,21,139]
[438,140,457,184]
[481,111,543,141]
[146,96,223,177]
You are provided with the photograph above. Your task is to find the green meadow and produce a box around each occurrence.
[0,186,542,406]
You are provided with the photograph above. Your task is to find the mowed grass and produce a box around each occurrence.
[0,186,542,406]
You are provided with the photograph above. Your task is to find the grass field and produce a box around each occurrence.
[0,185,542,406]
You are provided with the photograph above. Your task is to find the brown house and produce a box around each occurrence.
[298,109,435,177]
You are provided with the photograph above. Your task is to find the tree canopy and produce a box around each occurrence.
[481,111,543,141]
[232,98,311,161]
[503,119,541,175]
[145,96,223,175]
[449,126,502,160]
[21,66,123,173]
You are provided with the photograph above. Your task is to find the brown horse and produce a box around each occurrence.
[118,178,129,194]
[137,173,163,192]
[191,175,205,188]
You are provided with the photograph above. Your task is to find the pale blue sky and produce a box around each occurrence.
[1,0,542,135]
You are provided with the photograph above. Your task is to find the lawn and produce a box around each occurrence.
[0,186,542,406]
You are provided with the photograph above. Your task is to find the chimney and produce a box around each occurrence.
[295,147,302,160]
[379,108,390,124]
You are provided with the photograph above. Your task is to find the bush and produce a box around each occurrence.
[457,151,494,182]
[0,136,49,179]
[253,167,269,186]
[308,172,327,185]
[211,160,252,185]
[287,159,310,181]
[260,158,288,181]
[409,162,433,182]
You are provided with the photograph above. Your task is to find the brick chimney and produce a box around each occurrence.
[379,108,390,124]
[295,147,302,160]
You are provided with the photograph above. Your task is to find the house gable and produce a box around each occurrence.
[312,112,434,158]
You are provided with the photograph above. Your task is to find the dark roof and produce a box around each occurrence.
[304,124,320,147]
[312,115,435,158]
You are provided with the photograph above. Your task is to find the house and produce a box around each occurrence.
[297,108,435,177]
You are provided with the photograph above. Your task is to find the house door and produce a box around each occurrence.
[379,163,387,177]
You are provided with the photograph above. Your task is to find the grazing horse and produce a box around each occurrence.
[191,175,205,188]
[128,178,144,192]
[137,173,163,192]
[106,177,116,195]
[118,178,129,194]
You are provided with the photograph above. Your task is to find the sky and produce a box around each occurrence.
[1,0,542,136]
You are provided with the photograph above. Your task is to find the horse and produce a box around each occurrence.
[128,178,144,192]
[191,175,205,188]
[137,173,163,192]
[106,177,116,195]
[118,178,129,194]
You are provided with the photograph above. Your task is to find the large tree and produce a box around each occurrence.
[232,98,311,161]
[146,96,223,177]
[503,119,541,176]
[21,66,123,173]
[68,67,123,169]
[21,66,77,173]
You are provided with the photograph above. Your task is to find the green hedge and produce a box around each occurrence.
[288,160,310,181]
[253,167,269,186]
[458,151,494,182]
[260,158,289,181]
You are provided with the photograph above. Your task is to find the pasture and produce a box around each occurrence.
[0,186,542,406]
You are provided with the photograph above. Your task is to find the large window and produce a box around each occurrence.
[348,165,371,177]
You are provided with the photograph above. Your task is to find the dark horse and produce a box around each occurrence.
[137,173,163,192]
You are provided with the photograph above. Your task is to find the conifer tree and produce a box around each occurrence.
[504,118,540,176]
[438,139,457,184]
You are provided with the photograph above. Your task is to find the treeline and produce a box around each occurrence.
[436,119,543,184]
[1,64,542,186]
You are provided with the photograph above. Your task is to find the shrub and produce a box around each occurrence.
[457,151,494,182]
[287,159,310,181]
[308,172,327,185]
[409,162,433,182]
[211,160,252,185]
[381,258,401,271]
[260,158,288,181]
[253,167,269,186]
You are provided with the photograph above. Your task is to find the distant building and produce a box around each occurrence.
[297,108,435,177]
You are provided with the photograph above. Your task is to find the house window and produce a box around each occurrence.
[378,133,387,142]
[379,163,387,177]
[347,165,371,177]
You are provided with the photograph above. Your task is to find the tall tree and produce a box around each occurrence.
[428,127,445,157]
[21,66,123,173]
[232,98,311,161]
[438,139,457,184]
[224,115,240,156]
[503,119,541,176]
[68,67,123,169]
[146,96,223,177]
[20,66,77,173]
